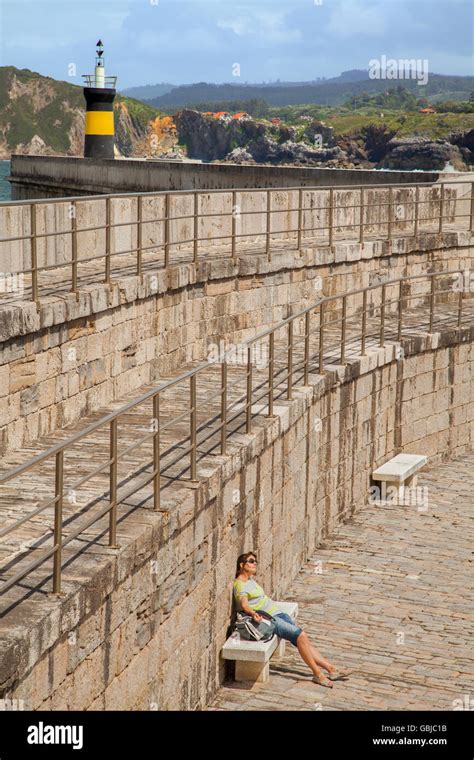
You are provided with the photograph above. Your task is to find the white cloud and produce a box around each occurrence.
[217,8,302,44]
[328,0,387,39]
[136,26,222,54]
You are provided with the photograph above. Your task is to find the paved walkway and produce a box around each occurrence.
[0,221,467,306]
[208,454,474,711]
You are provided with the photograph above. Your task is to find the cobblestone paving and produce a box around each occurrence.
[207,454,474,711]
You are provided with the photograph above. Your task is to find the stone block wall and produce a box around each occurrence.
[1,327,473,710]
[8,154,442,201]
[0,232,473,457]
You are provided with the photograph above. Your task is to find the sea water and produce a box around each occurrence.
[0,161,11,201]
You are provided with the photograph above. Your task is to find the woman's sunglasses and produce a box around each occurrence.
[246,559,258,564]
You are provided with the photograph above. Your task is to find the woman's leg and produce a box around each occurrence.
[274,614,336,674]
[309,643,336,673]
[272,616,333,683]
[295,631,332,680]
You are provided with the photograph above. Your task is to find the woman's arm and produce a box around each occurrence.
[239,595,262,622]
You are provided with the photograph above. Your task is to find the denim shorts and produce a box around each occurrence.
[272,612,303,647]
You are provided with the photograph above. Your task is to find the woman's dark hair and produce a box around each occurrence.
[235,551,257,578]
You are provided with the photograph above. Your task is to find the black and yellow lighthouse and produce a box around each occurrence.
[82,41,117,159]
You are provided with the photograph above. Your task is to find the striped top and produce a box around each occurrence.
[233,577,280,615]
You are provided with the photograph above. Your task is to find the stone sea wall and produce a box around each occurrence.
[1,324,472,710]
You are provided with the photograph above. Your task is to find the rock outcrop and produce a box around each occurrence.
[379,137,466,171]
[176,109,473,171]
[449,129,474,164]
[175,109,344,165]
[224,147,255,163]
[253,138,345,164]
[303,121,336,147]
[175,109,266,161]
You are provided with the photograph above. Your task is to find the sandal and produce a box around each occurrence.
[327,668,353,681]
[312,674,334,688]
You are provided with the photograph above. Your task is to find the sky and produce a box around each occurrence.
[0,0,472,90]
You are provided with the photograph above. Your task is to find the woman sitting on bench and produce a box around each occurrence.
[234,551,352,687]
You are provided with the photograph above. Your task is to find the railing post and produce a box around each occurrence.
[340,295,347,364]
[231,190,236,259]
[297,188,303,250]
[246,345,253,433]
[457,282,463,327]
[303,311,310,385]
[380,284,386,347]
[429,275,435,333]
[361,289,367,356]
[266,190,272,260]
[164,193,170,268]
[318,301,325,374]
[268,332,274,417]
[328,189,334,249]
[153,393,160,510]
[70,200,78,294]
[287,319,293,400]
[109,418,118,547]
[136,195,143,276]
[30,202,39,303]
[414,186,419,238]
[190,374,197,480]
[105,197,111,284]
[221,360,227,455]
[359,187,364,246]
[397,280,403,342]
[469,182,474,232]
[438,184,444,234]
[193,192,199,263]
[53,450,63,594]
[387,187,393,244]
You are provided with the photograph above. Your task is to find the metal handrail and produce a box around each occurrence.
[0,266,472,599]
[0,180,472,304]
[81,75,117,88]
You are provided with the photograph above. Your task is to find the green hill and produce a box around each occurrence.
[149,73,474,110]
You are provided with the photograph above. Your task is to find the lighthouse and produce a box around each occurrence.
[82,41,117,159]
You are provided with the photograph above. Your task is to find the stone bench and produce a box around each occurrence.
[372,453,428,502]
[221,601,299,684]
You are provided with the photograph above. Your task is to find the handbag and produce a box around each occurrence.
[233,609,277,642]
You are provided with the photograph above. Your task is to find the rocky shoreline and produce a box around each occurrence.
[175,109,474,172]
